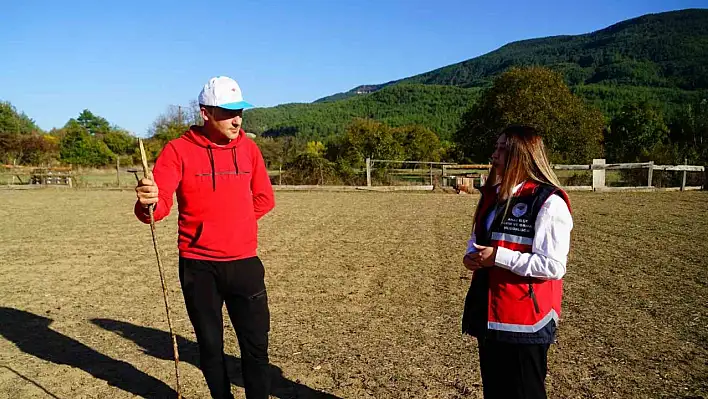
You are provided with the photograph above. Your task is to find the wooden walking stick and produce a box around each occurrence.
[138,139,182,399]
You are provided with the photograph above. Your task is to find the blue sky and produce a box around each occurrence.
[1,0,704,136]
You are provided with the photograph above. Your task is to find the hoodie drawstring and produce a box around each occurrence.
[206,145,241,192]
[231,147,239,174]
[207,146,216,191]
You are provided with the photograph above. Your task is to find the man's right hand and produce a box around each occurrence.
[136,178,159,208]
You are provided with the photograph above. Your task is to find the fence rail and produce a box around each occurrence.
[553,162,655,170]
[552,163,704,172]
[652,165,705,172]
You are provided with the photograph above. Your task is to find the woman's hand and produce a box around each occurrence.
[463,253,483,271]
[463,243,498,270]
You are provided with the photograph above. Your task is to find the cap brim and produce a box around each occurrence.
[218,101,254,110]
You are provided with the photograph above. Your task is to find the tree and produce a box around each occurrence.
[59,120,115,166]
[305,141,325,156]
[323,135,362,169]
[0,132,22,164]
[669,98,708,164]
[0,101,41,135]
[18,134,59,165]
[606,102,671,162]
[149,105,197,144]
[76,109,110,136]
[253,136,285,168]
[454,66,605,163]
[337,119,404,168]
[437,140,464,163]
[102,129,137,156]
[0,102,44,164]
[393,125,441,161]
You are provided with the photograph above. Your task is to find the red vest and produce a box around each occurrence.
[463,180,571,344]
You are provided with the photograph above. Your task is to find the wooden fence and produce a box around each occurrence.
[4,159,705,192]
[2,166,74,187]
[554,159,705,191]
[365,159,456,187]
[366,158,706,192]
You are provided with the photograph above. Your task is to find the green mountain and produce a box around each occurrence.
[244,84,480,141]
[320,9,708,98]
[244,9,708,140]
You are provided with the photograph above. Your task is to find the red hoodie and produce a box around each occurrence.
[134,126,275,261]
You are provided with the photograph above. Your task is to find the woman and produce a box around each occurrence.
[461,125,573,399]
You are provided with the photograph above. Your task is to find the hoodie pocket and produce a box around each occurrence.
[189,218,257,255]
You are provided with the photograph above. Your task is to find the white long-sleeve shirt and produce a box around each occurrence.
[466,183,573,280]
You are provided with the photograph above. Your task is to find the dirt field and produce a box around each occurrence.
[0,189,706,399]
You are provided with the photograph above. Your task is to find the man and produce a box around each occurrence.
[135,76,275,399]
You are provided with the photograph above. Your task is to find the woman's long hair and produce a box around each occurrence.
[486,125,560,200]
[471,126,561,236]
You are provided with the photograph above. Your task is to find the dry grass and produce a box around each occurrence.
[0,189,706,398]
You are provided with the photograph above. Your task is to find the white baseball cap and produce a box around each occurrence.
[198,76,254,110]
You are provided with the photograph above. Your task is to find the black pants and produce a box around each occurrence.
[478,338,550,399]
[179,256,271,399]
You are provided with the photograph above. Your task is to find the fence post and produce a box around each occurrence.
[592,159,605,191]
[681,159,687,191]
[279,164,282,186]
[116,157,121,187]
[647,161,654,187]
[366,158,372,187]
[429,163,433,186]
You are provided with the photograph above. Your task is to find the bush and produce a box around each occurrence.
[282,153,339,185]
